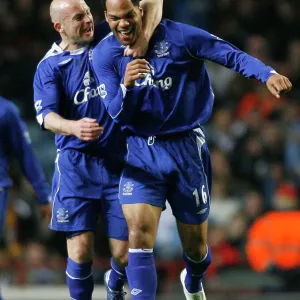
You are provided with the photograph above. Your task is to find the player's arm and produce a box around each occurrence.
[43,112,73,135]
[92,47,149,124]
[124,0,163,57]
[43,112,103,141]
[5,105,51,206]
[33,63,103,141]
[182,24,292,98]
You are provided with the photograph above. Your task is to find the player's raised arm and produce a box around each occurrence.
[140,0,163,40]
[181,23,292,97]
[124,0,164,57]
[92,44,148,124]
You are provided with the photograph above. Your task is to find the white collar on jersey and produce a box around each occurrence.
[52,42,89,55]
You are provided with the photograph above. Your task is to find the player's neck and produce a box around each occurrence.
[59,40,89,52]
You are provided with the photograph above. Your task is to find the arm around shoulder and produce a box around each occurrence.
[140,0,163,40]
[124,0,163,57]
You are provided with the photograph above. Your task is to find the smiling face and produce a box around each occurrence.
[51,0,94,49]
[104,0,143,46]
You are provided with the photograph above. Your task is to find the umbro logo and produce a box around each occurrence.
[131,288,143,295]
[197,208,207,215]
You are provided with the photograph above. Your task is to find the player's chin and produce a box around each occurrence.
[84,36,94,43]
[121,40,132,46]
[116,32,135,46]
[80,33,94,43]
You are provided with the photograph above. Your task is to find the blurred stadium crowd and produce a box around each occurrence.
[1,0,300,294]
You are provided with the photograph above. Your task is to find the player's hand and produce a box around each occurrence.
[266,74,292,98]
[70,118,104,141]
[124,59,150,89]
[39,203,52,224]
[124,32,149,57]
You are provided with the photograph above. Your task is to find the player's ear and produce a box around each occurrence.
[104,11,108,23]
[139,7,144,18]
[54,22,63,34]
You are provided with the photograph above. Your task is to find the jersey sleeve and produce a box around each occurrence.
[180,23,275,83]
[5,105,51,205]
[92,42,137,124]
[33,61,60,129]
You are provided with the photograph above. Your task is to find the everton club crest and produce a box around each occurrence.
[154,41,170,58]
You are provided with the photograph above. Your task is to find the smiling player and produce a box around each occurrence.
[33,0,163,299]
[92,0,292,299]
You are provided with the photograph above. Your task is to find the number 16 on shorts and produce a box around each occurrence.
[193,185,208,207]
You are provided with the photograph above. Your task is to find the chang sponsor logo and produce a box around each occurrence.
[74,71,106,105]
[135,64,172,90]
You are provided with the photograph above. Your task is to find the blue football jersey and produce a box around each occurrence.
[0,97,50,204]
[92,19,275,136]
[33,22,124,158]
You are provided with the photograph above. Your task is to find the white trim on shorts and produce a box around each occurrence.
[51,151,61,227]
[193,128,211,206]
[118,143,130,200]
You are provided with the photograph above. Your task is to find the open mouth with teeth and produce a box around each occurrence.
[117,28,134,40]
[82,26,93,35]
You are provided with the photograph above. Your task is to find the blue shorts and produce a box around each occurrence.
[119,128,212,225]
[0,187,9,240]
[50,150,128,241]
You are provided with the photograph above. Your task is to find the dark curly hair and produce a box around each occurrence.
[102,0,140,10]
